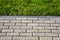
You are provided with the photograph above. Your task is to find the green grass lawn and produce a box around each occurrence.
[0,0,60,16]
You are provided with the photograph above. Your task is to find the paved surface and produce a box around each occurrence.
[0,16,60,40]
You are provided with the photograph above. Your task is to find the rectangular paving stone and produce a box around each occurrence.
[49,18,60,20]
[59,34,60,36]
[27,29,38,32]
[52,30,60,33]
[33,26,44,29]
[28,23,38,26]
[0,20,9,23]
[27,17,38,20]
[0,26,8,29]
[46,33,58,37]
[0,17,4,20]
[51,24,60,27]
[16,17,27,20]
[44,20,55,23]
[0,23,3,26]
[26,37,38,40]
[4,23,15,26]
[20,33,32,36]
[0,36,12,40]
[2,29,13,32]
[58,27,60,29]
[10,20,21,23]
[7,33,19,36]
[40,37,52,40]
[21,26,32,29]
[4,16,17,20]
[16,23,26,26]
[13,37,25,40]
[39,18,49,20]
[22,20,32,23]
[33,20,43,23]
[33,33,45,36]
[39,30,50,33]
[45,26,57,30]
[9,26,20,29]
[14,29,26,32]
[0,33,6,36]
[39,23,50,26]
[56,21,60,23]
[53,37,60,40]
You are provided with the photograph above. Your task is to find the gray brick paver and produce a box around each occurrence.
[0,16,60,40]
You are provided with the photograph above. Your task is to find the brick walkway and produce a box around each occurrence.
[0,16,60,40]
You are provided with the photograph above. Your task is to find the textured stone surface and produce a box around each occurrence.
[40,37,52,40]
[0,16,60,40]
